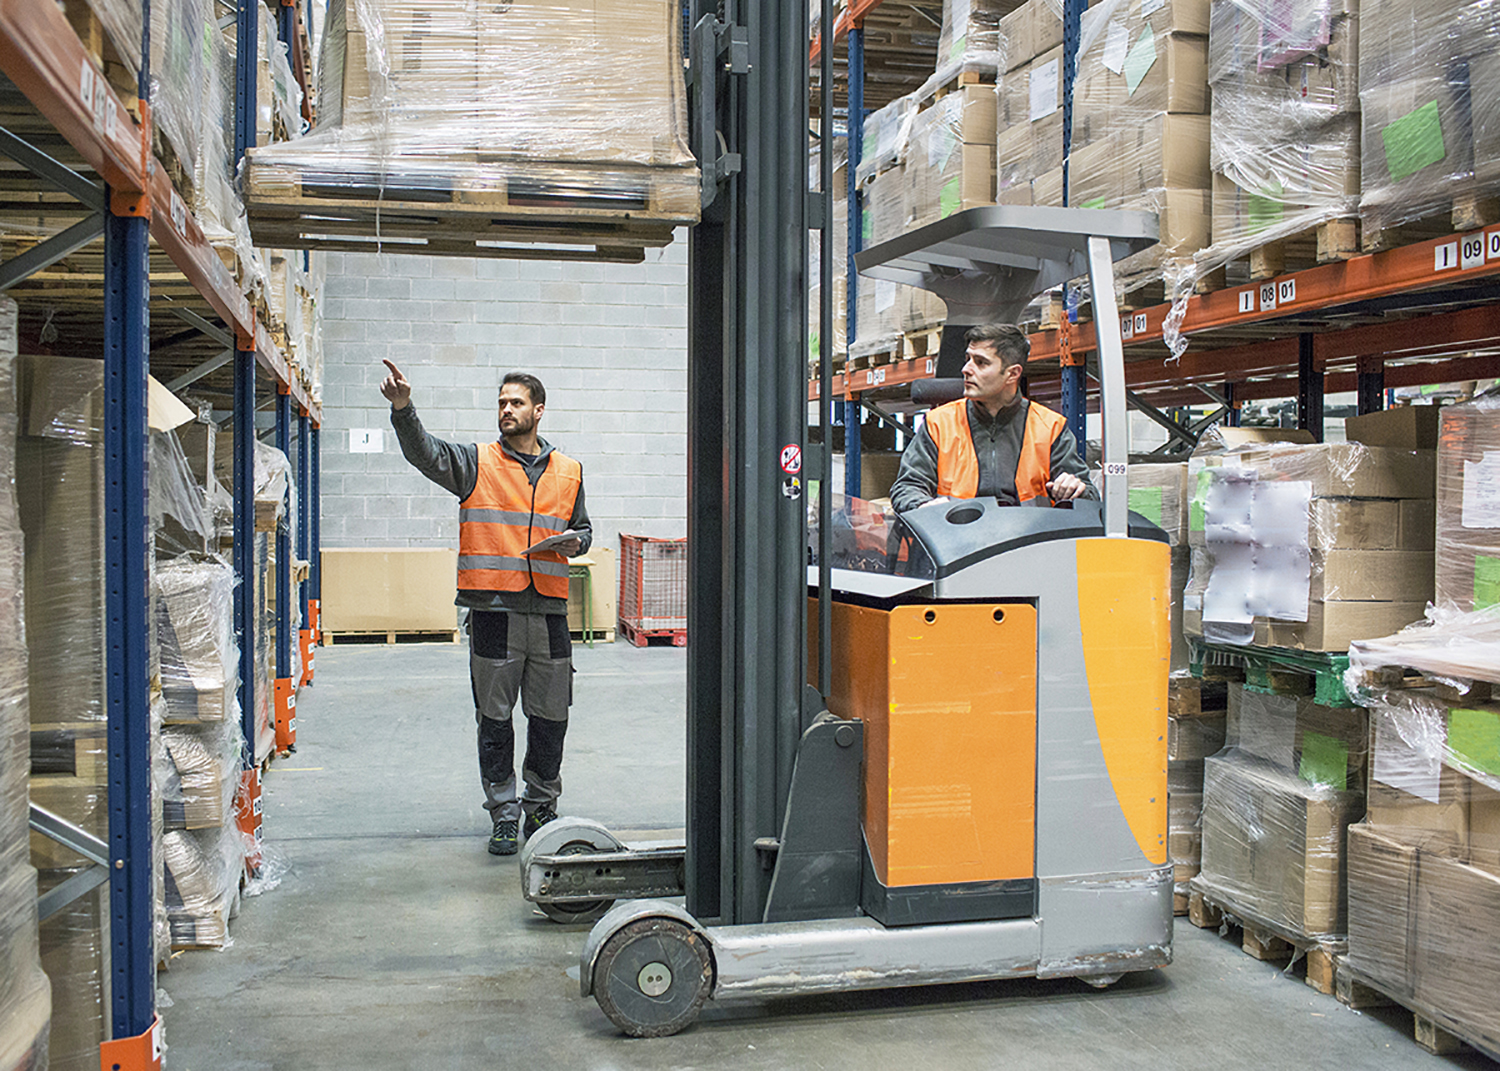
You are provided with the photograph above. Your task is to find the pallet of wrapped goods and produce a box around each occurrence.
[996,3,1064,208]
[809,137,850,368]
[245,0,699,261]
[1190,685,1367,987]
[163,827,243,949]
[1341,672,1500,1060]
[1358,0,1500,250]
[1065,0,1210,299]
[850,163,912,365]
[1196,0,1360,282]
[1436,392,1500,613]
[923,0,1013,93]
[1184,426,1436,652]
[1128,463,1192,670]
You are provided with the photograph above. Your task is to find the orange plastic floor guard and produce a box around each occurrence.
[98,1014,163,1071]
[298,628,315,685]
[274,678,297,753]
[310,598,321,644]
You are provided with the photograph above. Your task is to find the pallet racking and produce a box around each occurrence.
[0,0,322,1058]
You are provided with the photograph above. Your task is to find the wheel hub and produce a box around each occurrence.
[637,961,672,996]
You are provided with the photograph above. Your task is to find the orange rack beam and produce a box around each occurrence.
[809,0,887,62]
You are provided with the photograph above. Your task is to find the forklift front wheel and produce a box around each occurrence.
[592,917,714,1037]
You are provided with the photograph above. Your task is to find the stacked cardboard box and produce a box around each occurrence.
[162,827,243,949]
[809,136,850,367]
[996,0,1066,205]
[852,158,915,359]
[1435,395,1500,612]
[1197,685,1367,938]
[1203,0,1360,268]
[1067,0,1211,282]
[932,0,1019,84]
[0,300,51,1070]
[1347,690,1500,1050]
[1167,679,1228,907]
[1359,0,1500,242]
[908,86,999,231]
[1185,428,1436,651]
[1128,462,1191,671]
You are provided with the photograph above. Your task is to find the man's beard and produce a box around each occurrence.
[500,413,536,436]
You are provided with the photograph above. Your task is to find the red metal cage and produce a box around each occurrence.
[617,534,687,646]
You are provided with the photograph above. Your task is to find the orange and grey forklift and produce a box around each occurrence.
[518,0,1173,1037]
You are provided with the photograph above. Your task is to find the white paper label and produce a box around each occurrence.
[1102,20,1130,74]
[1030,59,1060,121]
[1462,451,1500,528]
[1461,231,1486,271]
[1140,0,1167,14]
[1259,282,1276,311]
[1238,290,1255,313]
[1277,278,1296,305]
[1435,241,1459,271]
[875,278,897,312]
[1488,230,1500,260]
[1373,719,1442,803]
[350,429,384,453]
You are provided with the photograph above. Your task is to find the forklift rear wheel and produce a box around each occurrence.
[1081,974,1123,989]
[593,917,714,1037]
[536,839,615,924]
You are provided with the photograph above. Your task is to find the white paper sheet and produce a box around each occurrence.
[1102,19,1130,74]
[1462,452,1500,528]
[1030,59,1060,121]
[1372,719,1442,803]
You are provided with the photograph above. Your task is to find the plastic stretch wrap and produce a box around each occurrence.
[924,0,1010,91]
[1197,684,1367,940]
[150,0,212,184]
[1348,604,1500,687]
[1344,669,1500,1045]
[809,138,850,365]
[255,439,298,529]
[161,719,243,832]
[1184,430,1435,650]
[1195,0,1359,274]
[856,97,917,187]
[77,0,144,78]
[156,560,237,724]
[1169,756,1207,897]
[163,826,242,949]
[191,19,247,247]
[260,14,305,145]
[246,0,698,221]
[997,34,1064,205]
[907,86,998,233]
[1129,463,1191,670]
[1358,0,1500,239]
[152,430,214,560]
[253,533,274,763]
[1436,392,1500,613]
[0,299,49,1071]
[852,165,912,359]
[1063,0,1209,288]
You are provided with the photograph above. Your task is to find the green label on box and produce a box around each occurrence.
[1248,180,1285,234]
[1082,197,1108,210]
[1382,100,1447,182]
[951,34,967,62]
[1299,732,1349,791]
[1449,706,1500,779]
[940,177,962,219]
[862,212,873,244]
[1477,555,1500,610]
[809,329,820,359]
[1189,469,1212,531]
[1129,486,1164,526]
[1123,23,1158,95]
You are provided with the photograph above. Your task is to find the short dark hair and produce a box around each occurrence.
[500,372,546,406]
[965,324,1030,369]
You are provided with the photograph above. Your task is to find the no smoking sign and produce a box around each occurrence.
[780,444,802,475]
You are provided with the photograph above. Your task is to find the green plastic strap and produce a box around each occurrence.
[1299,731,1349,791]
[1449,706,1500,779]
[1128,486,1164,526]
[1476,554,1500,611]
[1382,99,1446,182]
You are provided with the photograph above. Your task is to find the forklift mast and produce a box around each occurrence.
[685,0,819,926]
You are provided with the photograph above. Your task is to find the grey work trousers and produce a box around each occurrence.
[469,610,572,823]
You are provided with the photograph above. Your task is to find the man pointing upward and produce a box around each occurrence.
[381,359,592,856]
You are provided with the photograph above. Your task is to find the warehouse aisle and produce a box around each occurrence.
[160,644,1488,1071]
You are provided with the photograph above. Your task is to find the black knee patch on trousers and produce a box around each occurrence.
[476,712,515,785]
[522,716,567,783]
[471,610,510,660]
[545,614,570,660]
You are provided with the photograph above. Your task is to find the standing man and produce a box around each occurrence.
[381,360,591,856]
[890,324,1096,512]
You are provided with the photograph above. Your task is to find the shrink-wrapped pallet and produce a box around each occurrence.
[1197,685,1367,939]
[1199,0,1361,273]
[1184,427,1436,650]
[157,560,237,724]
[163,826,243,949]
[161,720,243,832]
[907,86,998,232]
[1358,0,1500,243]
[852,166,911,360]
[1435,392,1500,613]
[809,136,850,366]
[1066,0,1210,288]
[927,0,1014,89]
[0,299,50,1071]
[1129,463,1191,671]
[245,0,700,254]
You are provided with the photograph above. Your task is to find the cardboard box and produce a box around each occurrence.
[1031,165,1064,208]
[1346,822,1419,997]
[1312,550,1435,603]
[1346,406,1444,451]
[320,548,458,633]
[1469,780,1500,875]
[1259,600,1429,652]
[567,547,615,641]
[1169,713,1226,760]
[1245,443,1437,499]
[1435,400,1500,611]
[1366,765,1471,853]
[1415,853,1500,1045]
[1309,498,1435,551]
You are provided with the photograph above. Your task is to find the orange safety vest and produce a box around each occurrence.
[457,442,582,598]
[924,398,1067,503]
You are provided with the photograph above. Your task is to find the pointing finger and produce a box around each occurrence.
[381,358,406,381]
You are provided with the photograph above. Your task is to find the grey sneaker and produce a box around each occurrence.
[488,817,518,856]
[523,803,557,840]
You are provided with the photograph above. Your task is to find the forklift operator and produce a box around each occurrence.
[889,323,1097,512]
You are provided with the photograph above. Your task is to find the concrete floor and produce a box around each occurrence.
[160,643,1490,1070]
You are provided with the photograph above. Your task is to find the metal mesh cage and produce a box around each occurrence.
[618,534,687,634]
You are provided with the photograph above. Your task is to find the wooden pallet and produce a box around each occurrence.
[1186,887,1345,996]
[619,619,686,648]
[1335,960,1500,1062]
[1190,640,1353,707]
[570,627,615,645]
[323,628,462,645]
[246,158,697,259]
[1245,219,1360,281]
[1362,191,1500,253]
[1168,677,1229,720]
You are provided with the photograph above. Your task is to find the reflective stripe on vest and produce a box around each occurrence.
[457,442,581,597]
[924,398,1067,503]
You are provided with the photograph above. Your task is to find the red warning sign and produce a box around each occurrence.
[780,444,802,475]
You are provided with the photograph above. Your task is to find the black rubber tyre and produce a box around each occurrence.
[534,840,614,924]
[592,917,714,1038]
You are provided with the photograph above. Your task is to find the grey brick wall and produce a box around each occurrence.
[317,235,688,556]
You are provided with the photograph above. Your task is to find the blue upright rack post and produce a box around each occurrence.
[843,25,864,500]
[1058,0,1086,438]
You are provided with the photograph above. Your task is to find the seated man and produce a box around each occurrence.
[890,323,1097,512]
